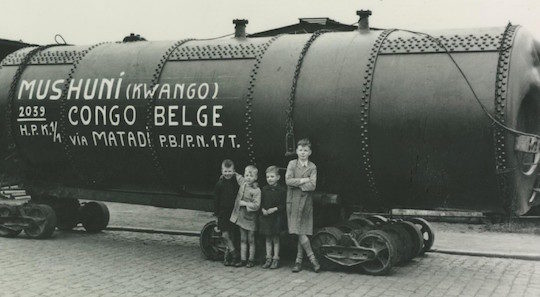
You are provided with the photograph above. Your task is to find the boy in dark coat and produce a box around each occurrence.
[214,159,239,266]
[259,166,286,269]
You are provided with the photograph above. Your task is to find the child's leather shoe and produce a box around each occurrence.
[235,260,246,267]
[270,259,279,269]
[292,261,302,273]
[309,255,321,273]
[262,258,272,269]
[223,251,232,266]
[246,260,255,268]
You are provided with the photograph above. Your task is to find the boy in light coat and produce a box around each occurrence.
[230,165,261,268]
[286,138,320,273]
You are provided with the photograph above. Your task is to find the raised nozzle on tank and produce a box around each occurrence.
[122,33,147,42]
[233,19,248,39]
[356,10,372,33]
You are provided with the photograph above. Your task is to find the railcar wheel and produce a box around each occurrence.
[349,217,375,227]
[0,205,22,237]
[397,221,423,259]
[56,199,80,231]
[349,225,376,241]
[366,215,388,225]
[336,217,375,233]
[80,202,109,233]
[336,221,361,233]
[378,223,411,264]
[358,230,397,276]
[199,220,225,261]
[312,227,344,270]
[406,218,435,254]
[22,204,57,239]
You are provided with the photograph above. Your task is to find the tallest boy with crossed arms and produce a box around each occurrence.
[286,138,320,273]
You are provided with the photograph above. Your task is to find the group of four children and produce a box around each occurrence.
[213,138,320,272]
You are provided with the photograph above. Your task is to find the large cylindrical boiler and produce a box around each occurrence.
[0,23,539,216]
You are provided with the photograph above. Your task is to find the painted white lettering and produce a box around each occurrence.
[212,83,219,99]
[95,105,107,125]
[83,79,98,100]
[50,79,64,100]
[80,106,91,125]
[18,80,35,99]
[159,135,167,146]
[198,83,209,99]
[109,105,119,126]
[124,105,136,125]
[132,83,143,99]
[108,132,118,146]
[143,84,159,98]
[187,83,196,99]
[213,105,223,126]
[154,106,166,126]
[68,106,78,125]
[128,132,137,146]
[93,131,107,145]
[99,78,114,99]
[174,83,185,99]
[168,105,178,126]
[115,72,124,99]
[137,131,147,147]
[36,80,50,100]
[159,84,170,99]
[182,106,192,126]
[68,79,83,99]
[197,105,208,127]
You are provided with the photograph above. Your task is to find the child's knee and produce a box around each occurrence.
[247,231,255,243]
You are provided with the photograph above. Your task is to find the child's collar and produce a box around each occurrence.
[297,159,309,167]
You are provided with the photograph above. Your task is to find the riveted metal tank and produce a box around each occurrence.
[1,19,539,216]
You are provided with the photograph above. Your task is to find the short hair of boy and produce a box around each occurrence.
[245,165,258,176]
[297,138,311,149]
[266,166,280,176]
[222,159,234,168]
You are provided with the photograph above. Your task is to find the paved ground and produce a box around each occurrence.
[1,202,540,297]
[103,202,540,256]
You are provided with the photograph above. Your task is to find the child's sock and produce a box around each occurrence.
[300,238,314,257]
[273,236,280,259]
[240,242,247,261]
[295,240,304,263]
[265,239,273,259]
[248,242,256,261]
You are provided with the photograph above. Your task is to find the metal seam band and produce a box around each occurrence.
[6,45,62,174]
[244,35,281,165]
[59,42,110,185]
[145,38,195,191]
[493,24,518,213]
[359,29,397,200]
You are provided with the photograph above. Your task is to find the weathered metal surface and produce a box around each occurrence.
[244,36,281,165]
[285,30,329,156]
[358,29,396,202]
[0,25,539,216]
[146,39,196,191]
